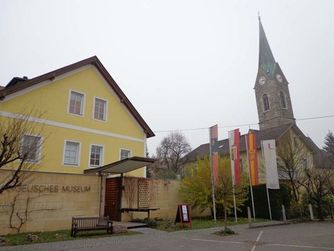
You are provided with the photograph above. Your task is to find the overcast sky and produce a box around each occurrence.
[1,0,334,155]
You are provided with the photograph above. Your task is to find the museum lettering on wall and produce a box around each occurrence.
[7,184,91,193]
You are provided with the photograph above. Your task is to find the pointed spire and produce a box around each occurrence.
[258,17,276,78]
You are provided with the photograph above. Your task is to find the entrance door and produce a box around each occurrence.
[104,177,122,221]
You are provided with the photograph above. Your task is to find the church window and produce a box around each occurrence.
[263,94,270,111]
[280,91,287,109]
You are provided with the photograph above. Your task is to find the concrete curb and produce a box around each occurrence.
[249,221,289,229]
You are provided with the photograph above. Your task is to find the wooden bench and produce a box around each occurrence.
[71,216,113,237]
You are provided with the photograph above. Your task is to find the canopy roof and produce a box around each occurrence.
[84,156,155,175]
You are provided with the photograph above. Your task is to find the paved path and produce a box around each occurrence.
[1,222,334,251]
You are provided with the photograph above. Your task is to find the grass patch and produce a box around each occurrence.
[1,229,140,246]
[152,217,266,232]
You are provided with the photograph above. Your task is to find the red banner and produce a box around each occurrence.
[229,129,241,186]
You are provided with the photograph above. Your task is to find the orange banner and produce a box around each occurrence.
[248,132,259,186]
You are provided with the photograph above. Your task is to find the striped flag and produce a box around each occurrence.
[209,125,219,186]
[247,132,259,186]
[228,129,241,186]
[261,139,280,189]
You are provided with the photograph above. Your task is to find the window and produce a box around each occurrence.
[94,98,107,121]
[120,149,131,160]
[69,91,84,116]
[21,135,41,162]
[64,141,80,166]
[90,145,103,167]
[280,91,287,109]
[263,94,270,111]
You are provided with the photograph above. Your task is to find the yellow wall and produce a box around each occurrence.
[0,66,147,176]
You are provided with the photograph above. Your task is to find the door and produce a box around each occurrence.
[104,177,122,221]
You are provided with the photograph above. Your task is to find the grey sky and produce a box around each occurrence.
[1,0,333,155]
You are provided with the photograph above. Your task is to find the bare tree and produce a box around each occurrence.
[9,193,56,232]
[302,167,333,221]
[277,134,304,203]
[0,113,43,194]
[155,131,191,176]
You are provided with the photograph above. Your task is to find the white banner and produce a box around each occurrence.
[261,139,280,189]
[228,130,235,184]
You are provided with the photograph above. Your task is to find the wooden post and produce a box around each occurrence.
[282,205,287,223]
[247,207,252,228]
[309,204,314,221]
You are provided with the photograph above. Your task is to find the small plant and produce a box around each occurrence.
[214,227,235,236]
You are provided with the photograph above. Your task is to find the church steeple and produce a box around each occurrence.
[258,17,276,78]
[254,17,295,130]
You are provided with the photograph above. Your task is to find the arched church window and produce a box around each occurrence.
[263,94,270,111]
[280,91,287,109]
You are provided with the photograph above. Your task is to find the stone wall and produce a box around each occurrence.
[0,172,210,235]
[121,177,210,221]
[0,171,100,235]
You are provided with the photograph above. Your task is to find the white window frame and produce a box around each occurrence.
[63,140,81,167]
[21,134,43,163]
[89,144,104,168]
[93,96,108,122]
[119,148,132,160]
[67,89,86,117]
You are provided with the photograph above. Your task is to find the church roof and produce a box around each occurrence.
[184,124,319,162]
[258,17,276,78]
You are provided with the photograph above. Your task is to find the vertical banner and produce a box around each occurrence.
[209,124,219,221]
[228,129,241,186]
[247,132,259,186]
[261,139,280,189]
[209,125,219,186]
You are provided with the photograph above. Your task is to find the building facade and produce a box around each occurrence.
[0,56,154,176]
[0,57,159,234]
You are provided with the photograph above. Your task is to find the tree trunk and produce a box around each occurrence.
[317,201,324,221]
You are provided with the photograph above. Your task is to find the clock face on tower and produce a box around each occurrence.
[276,74,283,83]
[258,76,266,85]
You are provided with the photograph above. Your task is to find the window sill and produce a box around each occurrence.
[63,163,79,167]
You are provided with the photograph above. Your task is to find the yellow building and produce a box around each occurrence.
[0,56,154,176]
[0,57,163,234]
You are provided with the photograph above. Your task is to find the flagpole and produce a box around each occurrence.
[228,149,238,223]
[261,140,273,221]
[228,130,238,222]
[232,185,237,222]
[266,185,272,220]
[245,134,256,221]
[209,128,217,222]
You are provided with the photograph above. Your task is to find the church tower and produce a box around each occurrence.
[254,17,295,130]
